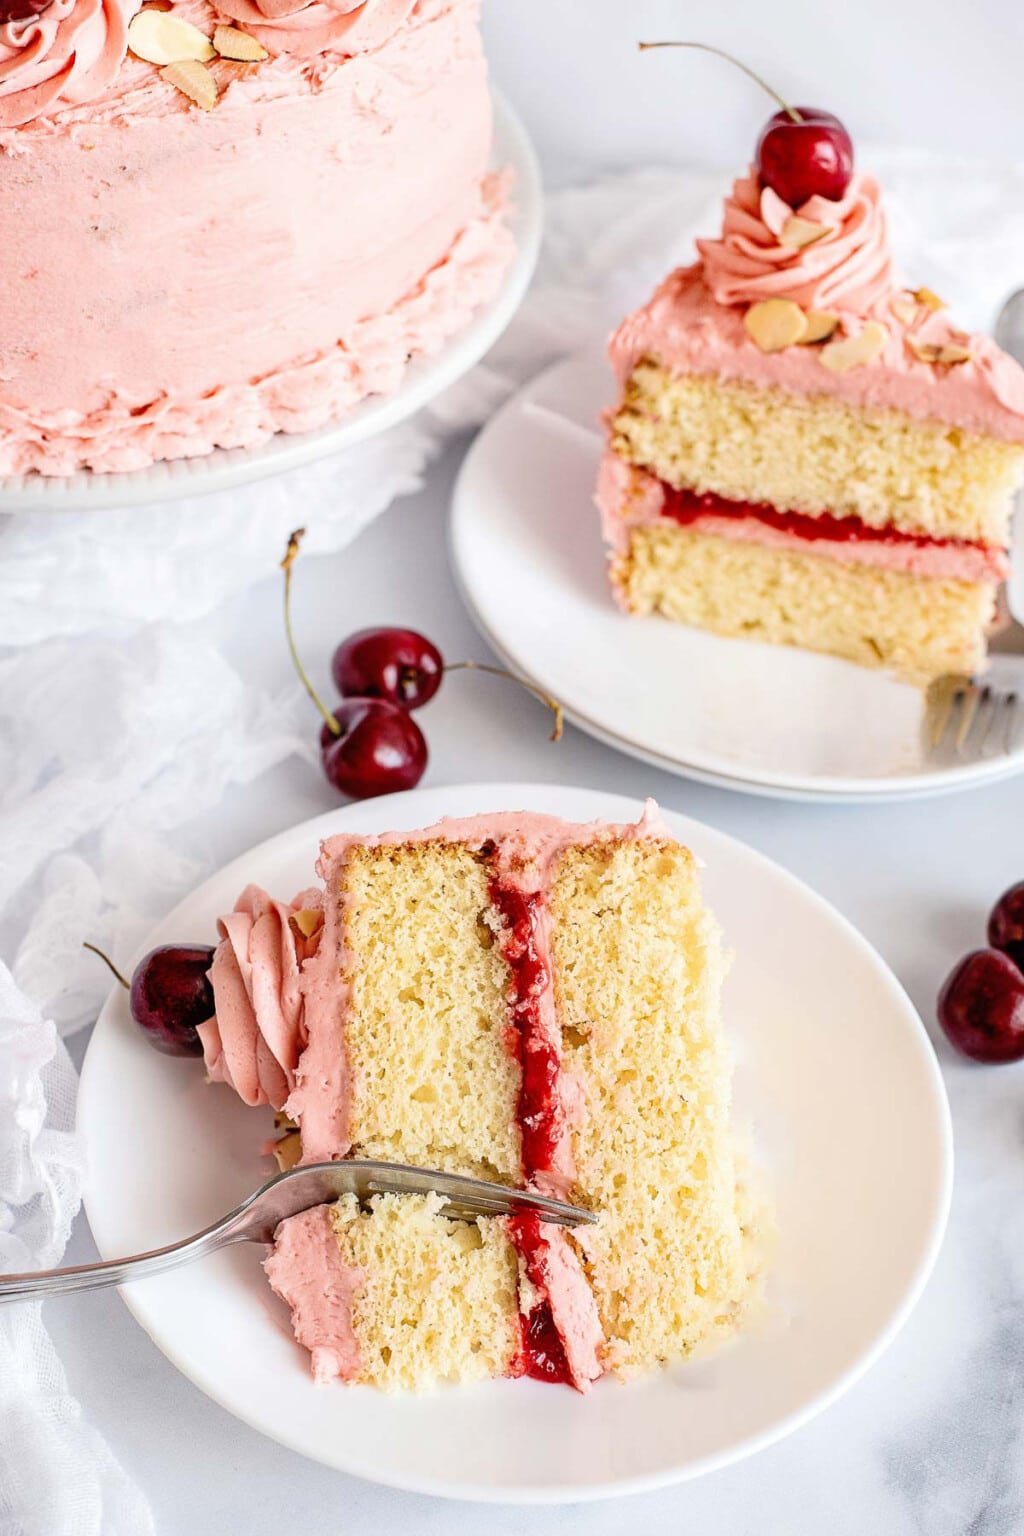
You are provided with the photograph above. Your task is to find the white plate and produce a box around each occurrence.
[0,91,541,514]
[78,782,952,1504]
[450,351,1024,802]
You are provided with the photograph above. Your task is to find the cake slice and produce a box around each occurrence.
[198,804,759,1391]
[599,165,1024,684]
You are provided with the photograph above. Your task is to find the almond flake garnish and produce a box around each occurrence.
[890,294,917,326]
[162,58,218,109]
[779,215,829,250]
[273,1132,302,1174]
[213,23,268,61]
[129,9,215,64]
[908,336,972,367]
[744,298,808,352]
[819,320,887,373]
[290,907,322,939]
[799,309,840,344]
[914,286,945,311]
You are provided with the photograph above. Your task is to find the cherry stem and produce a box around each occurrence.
[281,529,341,738]
[445,661,565,743]
[637,41,803,124]
[83,941,130,991]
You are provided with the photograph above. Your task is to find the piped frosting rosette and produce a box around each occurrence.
[198,883,323,1110]
[696,168,894,315]
[210,0,416,59]
[0,0,133,129]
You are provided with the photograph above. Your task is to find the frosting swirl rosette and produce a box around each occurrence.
[211,0,416,59]
[0,0,133,129]
[198,883,323,1110]
[697,169,895,315]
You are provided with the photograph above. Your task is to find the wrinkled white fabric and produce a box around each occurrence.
[1,154,1021,1534]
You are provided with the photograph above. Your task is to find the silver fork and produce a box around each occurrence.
[0,1160,596,1304]
[925,288,1024,759]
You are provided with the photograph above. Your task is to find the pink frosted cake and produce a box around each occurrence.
[0,0,512,476]
[197,804,759,1392]
[599,120,1024,682]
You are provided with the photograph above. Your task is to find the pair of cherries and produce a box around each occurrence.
[937,886,1024,1063]
[282,530,561,800]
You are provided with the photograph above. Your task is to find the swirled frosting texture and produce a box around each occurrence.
[0,0,132,129]
[697,169,894,314]
[211,0,416,58]
[198,884,322,1111]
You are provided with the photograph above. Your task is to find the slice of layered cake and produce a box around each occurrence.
[599,54,1024,684]
[197,804,760,1392]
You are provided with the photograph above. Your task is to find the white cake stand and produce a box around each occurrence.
[0,90,541,513]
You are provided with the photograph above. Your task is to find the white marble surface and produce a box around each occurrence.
[53,443,1024,1536]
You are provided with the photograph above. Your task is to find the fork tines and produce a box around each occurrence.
[926,675,1022,758]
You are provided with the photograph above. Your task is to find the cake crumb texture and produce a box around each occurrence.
[331,1193,521,1392]
[341,844,521,1183]
[551,839,755,1377]
[612,362,1023,547]
[616,522,994,684]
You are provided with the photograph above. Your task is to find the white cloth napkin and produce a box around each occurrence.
[1,150,1022,1535]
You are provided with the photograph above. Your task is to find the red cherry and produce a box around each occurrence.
[320,698,427,799]
[937,949,1024,1064]
[987,881,1024,974]
[0,0,54,22]
[86,941,214,1056]
[332,627,443,712]
[756,107,854,207]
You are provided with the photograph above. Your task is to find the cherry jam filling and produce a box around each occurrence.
[488,879,572,1385]
[659,483,988,552]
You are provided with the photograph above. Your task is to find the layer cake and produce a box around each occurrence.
[197,804,760,1392]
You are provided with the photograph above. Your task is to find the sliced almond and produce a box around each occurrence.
[273,1132,302,1173]
[743,297,808,353]
[161,58,218,109]
[819,320,888,373]
[129,9,215,64]
[290,907,322,939]
[799,309,840,344]
[779,214,829,250]
[914,285,945,311]
[273,1110,298,1132]
[890,294,917,326]
[908,336,972,366]
[213,23,268,61]
[937,342,972,365]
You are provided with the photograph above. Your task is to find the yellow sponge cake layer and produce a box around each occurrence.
[615,522,994,683]
[339,844,520,1184]
[552,838,753,1376]
[331,1193,522,1392]
[612,362,1023,548]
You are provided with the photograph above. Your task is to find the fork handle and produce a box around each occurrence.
[0,1217,247,1303]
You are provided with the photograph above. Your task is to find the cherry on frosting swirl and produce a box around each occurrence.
[211,0,416,59]
[0,0,132,130]
[197,884,322,1110]
[696,169,894,315]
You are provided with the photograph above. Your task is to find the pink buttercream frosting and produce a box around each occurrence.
[212,0,416,59]
[596,453,1010,585]
[198,884,321,1111]
[263,1206,364,1383]
[0,0,132,130]
[697,170,893,314]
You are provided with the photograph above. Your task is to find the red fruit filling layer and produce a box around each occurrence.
[488,877,572,1387]
[660,484,992,553]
